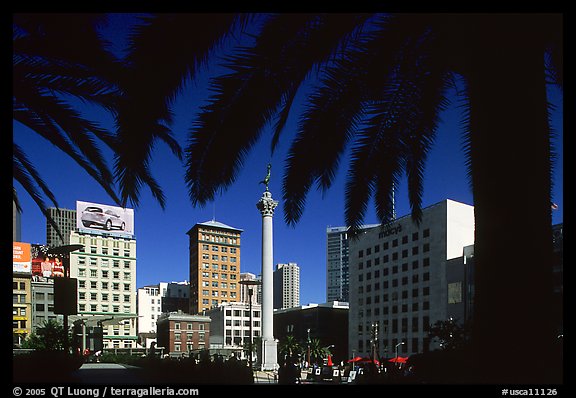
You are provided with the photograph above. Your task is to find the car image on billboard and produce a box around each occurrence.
[81,206,125,231]
[76,201,134,237]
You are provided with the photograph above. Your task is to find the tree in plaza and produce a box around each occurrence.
[111,13,562,383]
[279,334,301,363]
[428,318,471,351]
[307,338,330,366]
[21,319,67,351]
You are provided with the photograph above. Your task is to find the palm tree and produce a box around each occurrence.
[308,338,329,366]
[115,13,562,383]
[279,335,301,363]
[110,13,250,209]
[21,319,67,351]
[13,14,122,238]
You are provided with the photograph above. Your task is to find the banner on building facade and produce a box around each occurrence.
[13,242,31,274]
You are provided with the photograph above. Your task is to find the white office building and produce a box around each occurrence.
[273,262,300,310]
[69,230,138,349]
[348,199,474,358]
[205,301,262,360]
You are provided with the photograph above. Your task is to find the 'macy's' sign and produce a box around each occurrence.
[378,224,402,238]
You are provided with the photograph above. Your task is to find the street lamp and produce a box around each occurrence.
[239,279,261,370]
[395,341,405,368]
[307,328,311,368]
[371,322,379,362]
[48,244,83,355]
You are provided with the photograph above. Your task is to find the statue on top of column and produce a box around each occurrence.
[259,163,271,192]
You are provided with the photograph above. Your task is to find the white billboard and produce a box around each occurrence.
[76,201,134,238]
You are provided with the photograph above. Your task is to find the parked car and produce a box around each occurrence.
[81,206,126,231]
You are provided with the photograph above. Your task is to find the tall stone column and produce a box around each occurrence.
[256,190,279,371]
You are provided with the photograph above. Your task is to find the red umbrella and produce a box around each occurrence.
[388,356,409,363]
[348,356,380,366]
[327,354,333,366]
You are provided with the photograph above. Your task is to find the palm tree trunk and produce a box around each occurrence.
[467,24,558,383]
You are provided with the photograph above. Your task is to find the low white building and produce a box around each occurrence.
[205,301,261,360]
[137,281,190,348]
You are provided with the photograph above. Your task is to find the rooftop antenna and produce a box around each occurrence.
[392,185,396,220]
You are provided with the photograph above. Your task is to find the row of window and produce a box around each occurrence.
[225,309,260,318]
[173,322,206,330]
[13,294,27,304]
[225,320,261,327]
[78,292,131,303]
[201,272,237,281]
[201,290,237,298]
[77,257,132,269]
[78,280,132,291]
[78,246,132,257]
[201,254,238,262]
[202,263,237,271]
[223,336,260,347]
[78,303,132,313]
[103,340,136,349]
[200,232,239,245]
[78,236,132,248]
[202,245,238,253]
[13,307,27,316]
[225,329,260,337]
[78,269,132,280]
[358,250,431,270]
[358,316,431,335]
[369,229,431,254]
[173,332,206,342]
[358,271,431,286]
[359,301,431,317]
[172,342,206,351]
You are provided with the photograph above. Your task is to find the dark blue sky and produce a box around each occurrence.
[13,15,564,305]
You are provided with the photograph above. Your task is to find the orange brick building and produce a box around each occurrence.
[187,220,242,315]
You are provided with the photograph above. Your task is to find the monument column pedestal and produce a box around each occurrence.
[256,190,279,371]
